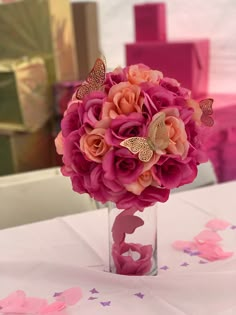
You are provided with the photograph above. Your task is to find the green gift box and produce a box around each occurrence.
[0,57,52,132]
[0,0,78,83]
[0,121,53,176]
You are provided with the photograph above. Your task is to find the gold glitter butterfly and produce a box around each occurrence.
[120,112,169,162]
[199,98,214,127]
[75,56,106,100]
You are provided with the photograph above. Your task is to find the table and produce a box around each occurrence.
[0,181,236,315]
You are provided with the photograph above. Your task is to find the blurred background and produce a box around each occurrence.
[0,0,235,228]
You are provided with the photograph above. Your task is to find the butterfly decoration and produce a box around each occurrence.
[199,98,214,127]
[120,112,169,162]
[75,56,106,100]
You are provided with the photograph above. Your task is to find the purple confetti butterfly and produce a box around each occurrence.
[90,288,99,294]
[134,292,144,299]
[53,292,62,297]
[183,248,191,254]
[199,260,208,264]
[160,265,169,270]
[230,225,236,230]
[180,262,189,267]
[100,301,111,307]
[88,297,98,300]
[189,251,200,256]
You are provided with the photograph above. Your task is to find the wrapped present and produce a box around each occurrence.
[0,121,54,176]
[72,1,100,80]
[204,94,236,183]
[134,3,166,42]
[54,81,81,116]
[126,40,209,98]
[0,0,78,83]
[0,57,52,132]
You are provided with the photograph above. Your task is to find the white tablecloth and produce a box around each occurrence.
[0,182,236,315]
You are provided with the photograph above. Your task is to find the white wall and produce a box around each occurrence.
[73,0,236,94]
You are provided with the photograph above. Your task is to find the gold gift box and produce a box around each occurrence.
[0,57,52,132]
[0,0,78,82]
[0,121,54,176]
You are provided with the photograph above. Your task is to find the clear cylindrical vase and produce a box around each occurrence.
[107,202,157,276]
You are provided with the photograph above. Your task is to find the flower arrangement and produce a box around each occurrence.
[55,58,213,211]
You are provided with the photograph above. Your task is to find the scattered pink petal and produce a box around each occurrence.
[194,230,222,244]
[205,219,230,230]
[0,290,25,308]
[41,301,66,314]
[198,243,234,261]
[172,240,197,251]
[54,287,82,306]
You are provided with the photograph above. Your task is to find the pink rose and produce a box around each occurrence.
[152,156,198,189]
[160,77,191,98]
[81,164,125,204]
[128,64,163,85]
[116,186,170,211]
[124,170,153,195]
[102,82,143,119]
[78,91,106,131]
[112,242,153,275]
[105,112,147,147]
[103,148,144,184]
[104,67,127,93]
[80,128,110,163]
[61,101,81,137]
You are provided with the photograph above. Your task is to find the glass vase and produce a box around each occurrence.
[107,202,157,276]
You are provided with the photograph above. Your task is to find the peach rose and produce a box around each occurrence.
[124,155,160,195]
[55,131,64,155]
[187,99,202,123]
[128,64,163,85]
[80,128,110,163]
[165,116,189,158]
[102,82,143,119]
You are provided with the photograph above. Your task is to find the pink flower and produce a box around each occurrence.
[102,82,143,119]
[124,170,153,195]
[105,112,147,147]
[78,91,107,130]
[80,128,110,163]
[104,67,127,93]
[61,101,81,138]
[152,156,198,189]
[127,64,163,85]
[103,148,144,184]
[116,186,170,211]
[187,99,202,124]
[112,242,153,275]
[160,77,190,98]
[55,131,64,155]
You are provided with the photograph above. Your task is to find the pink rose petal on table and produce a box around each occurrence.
[194,230,222,244]
[196,243,234,261]
[0,291,47,314]
[205,219,231,230]
[54,287,82,306]
[172,240,197,251]
[112,214,144,244]
[41,301,66,314]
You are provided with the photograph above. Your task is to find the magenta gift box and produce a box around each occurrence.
[54,81,81,116]
[134,3,166,42]
[126,39,209,98]
[204,94,236,183]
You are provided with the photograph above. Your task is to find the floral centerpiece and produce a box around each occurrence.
[55,58,213,276]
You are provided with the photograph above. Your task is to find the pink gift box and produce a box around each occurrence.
[126,39,209,98]
[54,81,81,116]
[134,3,166,42]
[203,94,236,182]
